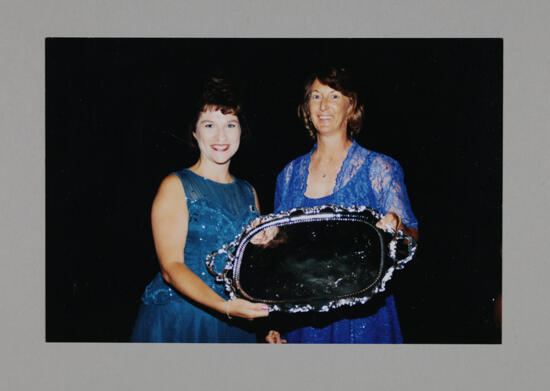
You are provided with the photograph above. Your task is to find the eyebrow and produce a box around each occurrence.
[311,88,339,94]
[199,118,239,125]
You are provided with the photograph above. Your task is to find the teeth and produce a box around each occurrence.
[212,144,229,151]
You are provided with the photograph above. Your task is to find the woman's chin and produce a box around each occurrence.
[203,150,237,165]
[313,124,344,136]
[212,155,236,165]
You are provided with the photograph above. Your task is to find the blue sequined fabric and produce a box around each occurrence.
[131,169,259,342]
[274,140,418,343]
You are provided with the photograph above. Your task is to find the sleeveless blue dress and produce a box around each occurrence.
[274,140,418,343]
[131,169,259,343]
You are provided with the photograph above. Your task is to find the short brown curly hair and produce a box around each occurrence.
[298,67,364,140]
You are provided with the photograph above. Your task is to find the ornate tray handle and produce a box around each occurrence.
[388,231,417,266]
[205,247,228,283]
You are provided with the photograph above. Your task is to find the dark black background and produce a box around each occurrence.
[46,38,501,343]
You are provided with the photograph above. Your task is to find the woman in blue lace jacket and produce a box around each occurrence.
[266,67,419,344]
[131,78,269,342]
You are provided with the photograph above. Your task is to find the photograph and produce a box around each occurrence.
[46,38,502,344]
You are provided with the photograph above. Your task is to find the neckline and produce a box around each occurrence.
[303,139,357,200]
[184,168,236,185]
[303,192,336,201]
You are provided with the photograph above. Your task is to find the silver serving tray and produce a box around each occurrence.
[205,205,416,313]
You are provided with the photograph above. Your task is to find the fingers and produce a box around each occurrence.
[250,217,262,228]
[229,299,269,319]
[273,332,287,343]
[251,310,269,318]
[264,226,278,241]
[265,331,275,343]
[376,212,401,232]
[250,230,267,244]
[250,226,279,246]
[265,330,287,344]
[266,330,276,343]
[249,302,269,318]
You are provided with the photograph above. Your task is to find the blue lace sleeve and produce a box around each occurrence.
[274,159,299,213]
[368,155,418,229]
[274,168,285,213]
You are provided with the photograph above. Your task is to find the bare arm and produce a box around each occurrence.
[153,174,268,319]
[252,185,262,214]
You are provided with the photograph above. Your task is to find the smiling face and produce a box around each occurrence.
[193,107,241,166]
[308,79,352,137]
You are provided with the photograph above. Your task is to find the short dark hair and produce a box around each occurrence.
[298,66,364,140]
[187,76,249,150]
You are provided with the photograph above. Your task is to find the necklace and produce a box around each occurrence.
[314,141,351,180]
[317,161,339,179]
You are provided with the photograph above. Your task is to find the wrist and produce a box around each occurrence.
[213,298,227,314]
[225,299,233,319]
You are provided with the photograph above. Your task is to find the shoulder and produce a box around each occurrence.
[277,150,311,182]
[170,168,194,185]
[152,173,188,213]
[355,144,402,174]
[348,143,404,184]
[233,176,255,194]
[237,178,260,205]
[169,168,208,200]
[279,152,309,174]
[372,151,401,169]
[159,172,186,192]
[155,172,187,199]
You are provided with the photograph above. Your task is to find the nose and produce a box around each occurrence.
[319,96,328,111]
[216,127,228,141]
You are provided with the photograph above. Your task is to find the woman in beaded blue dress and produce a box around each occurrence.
[131,77,269,342]
[265,67,419,344]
